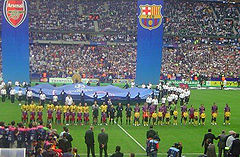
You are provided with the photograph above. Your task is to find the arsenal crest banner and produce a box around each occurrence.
[136,0,164,85]
[1,0,30,82]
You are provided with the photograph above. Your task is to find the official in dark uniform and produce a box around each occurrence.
[80,91,85,104]
[202,129,217,155]
[98,128,108,157]
[116,103,123,125]
[60,90,66,105]
[85,126,96,157]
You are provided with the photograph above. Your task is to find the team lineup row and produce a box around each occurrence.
[20,102,231,126]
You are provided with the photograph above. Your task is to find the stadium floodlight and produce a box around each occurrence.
[0,148,26,157]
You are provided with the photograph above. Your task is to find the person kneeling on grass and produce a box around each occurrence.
[146,135,160,157]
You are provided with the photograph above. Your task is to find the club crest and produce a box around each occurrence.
[138,4,163,31]
[3,0,28,28]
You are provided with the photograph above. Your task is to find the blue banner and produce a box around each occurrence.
[136,0,164,85]
[15,83,153,101]
[1,0,30,82]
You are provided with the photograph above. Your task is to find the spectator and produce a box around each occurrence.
[230,133,240,157]
[73,148,80,157]
[58,133,71,153]
[146,136,159,157]
[110,146,123,157]
[207,140,217,157]
[63,148,73,157]
[42,144,57,157]
[226,130,236,148]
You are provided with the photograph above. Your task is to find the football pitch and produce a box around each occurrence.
[0,89,240,156]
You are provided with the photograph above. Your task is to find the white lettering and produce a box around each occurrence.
[7,3,24,8]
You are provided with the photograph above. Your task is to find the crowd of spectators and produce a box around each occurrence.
[1,0,240,80]
[30,44,136,79]
[161,42,240,80]
[26,0,240,36]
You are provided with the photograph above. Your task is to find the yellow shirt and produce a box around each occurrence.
[173,111,178,117]
[152,113,158,118]
[201,113,206,118]
[84,106,89,113]
[55,106,59,111]
[30,104,36,112]
[194,111,199,117]
[25,105,30,111]
[21,105,26,111]
[58,106,62,111]
[39,106,44,111]
[183,112,188,118]
[225,112,231,117]
[63,106,69,113]
[77,106,83,113]
[47,104,51,110]
[158,112,163,117]
[100,105,108,113]
[50,104,55,110]
[70,105,76,112]
[165,112,170,118]
[134,112,140,118]
[212,112,217,118]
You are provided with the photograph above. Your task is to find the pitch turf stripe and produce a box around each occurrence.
[115,122,146,151]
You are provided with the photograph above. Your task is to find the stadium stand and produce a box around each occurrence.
[0,0,239,81]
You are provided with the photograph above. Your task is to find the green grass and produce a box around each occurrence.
[0,89,240,157]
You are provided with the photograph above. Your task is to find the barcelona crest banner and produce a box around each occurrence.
[1,0,30,82]
[136,0,164,85]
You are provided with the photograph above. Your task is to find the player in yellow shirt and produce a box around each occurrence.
[165,111,171,125]
[50,103,55,110]
[200,112,206,125]
[183,111,188,125]
[100,102,108,124]
[21,104,26,111]
[152,111,158,126]
[47,104,51,110]
[134,112,140,126]
[70,103,77,113]
[212,112,217,125]
[193,109,199,126]
[21,103,28,123]
[224,111,231,125]
[158,111,163,125]
[76,103,83,125]
[173,108,178,125]
[29,101,36,112]
[63,104,69,123]
[83,103,90,125]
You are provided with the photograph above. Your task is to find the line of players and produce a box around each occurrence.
[20,100,231,126]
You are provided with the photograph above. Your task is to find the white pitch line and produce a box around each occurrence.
[115,122,146,151]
